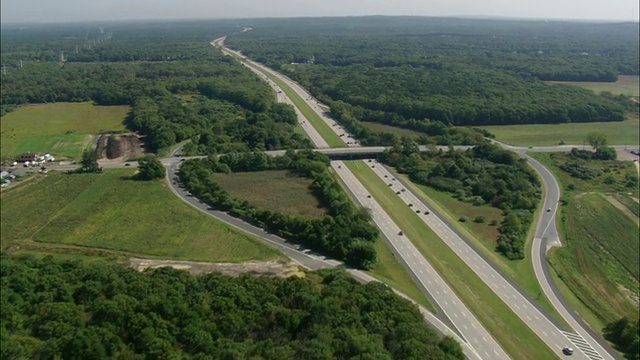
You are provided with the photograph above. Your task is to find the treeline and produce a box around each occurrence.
[0,254,464,360]
[1,27,313,154]
[380,141,540,260]
[179,150,379,269]
[603,317,639,360]
[224,16,635,129]
[290,63,628,127]
[330,100,493,146]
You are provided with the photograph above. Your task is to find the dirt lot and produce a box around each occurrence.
[126,258,305,277]
[96,133,145,163]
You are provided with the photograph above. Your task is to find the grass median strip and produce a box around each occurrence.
[243,62,345,147]
[390,170,567,327]
[368,236,435,312]
[346,160,557,360]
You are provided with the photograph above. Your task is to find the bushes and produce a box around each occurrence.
[179,151,379,269]
[380,141,540,260]
[560,161,603,180]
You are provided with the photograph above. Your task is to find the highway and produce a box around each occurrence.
[212,34,622,360]
[333,160,509,360]
[5,34,621,360]
[162,149,484,360]
[212,36,359,148]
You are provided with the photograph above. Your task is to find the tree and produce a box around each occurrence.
[137,155,166,180]
[593,146,617,160]
[586,132,608,150]
[80,148,100,173]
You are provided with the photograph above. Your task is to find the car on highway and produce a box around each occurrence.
[398,231,403,236]
[562,347,574,355]
[546,208,551,212]
[124,163,131,166]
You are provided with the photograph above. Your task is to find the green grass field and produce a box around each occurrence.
[477,112,640,147]
[546,75,640,98]
[211,170,328,218]
[243,63,345,147]
[362,122,424,138]
[1,102,129,158]
[346,160,558,360]
[0,169,283,262]
[530,152,639,331]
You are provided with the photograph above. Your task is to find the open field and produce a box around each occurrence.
[1,102,129,158]
[0,169,283,262]
[546,75,640,98]
[478,112,640,146]
[392,170,563,324]
[368,237,435,312]
[530,152,639,330]
[245,63,345,147]
[346,160,558,360]
[362,122,424,138]
[211,170,328,218]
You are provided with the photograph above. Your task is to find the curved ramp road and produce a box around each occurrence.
[163,158,481,359]
[366,161,604,359]
[333,160,509,360]
[210,34,619,359]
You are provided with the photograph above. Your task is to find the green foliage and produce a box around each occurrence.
[560,161,603,180]
[380,141,540,260]
[474,216,486,223]
[226,17,634,131]
[593,146,617,160]
[0,255,464,360]
[603,317,639,360]
[586,132,608,149]
[179,151,379,269]
[79,148,100,173]
[136,155,165,180]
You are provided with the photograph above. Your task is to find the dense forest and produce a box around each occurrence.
[225,17,637,128]
[0,254,464,360]
[380,141,541,260]
[0,22,310,154]
[179,150,379,269]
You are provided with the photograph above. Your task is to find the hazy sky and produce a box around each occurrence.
[2,0,638,23]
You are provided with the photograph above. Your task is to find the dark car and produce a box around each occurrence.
[124,163,131,166]
[398,231,403,236]
[562,347,574,355]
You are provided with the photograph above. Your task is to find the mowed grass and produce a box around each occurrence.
[390,169,563,325]
[244,62,345,147]
[530,152,639,330]
[346,160,557,360]
[368,236,435,312]
[0,169,283,262]
[362,122,424,138]
[477,112,640,146]
[546,75,640,97]
[1,102,129,158]
[211,170,328,218]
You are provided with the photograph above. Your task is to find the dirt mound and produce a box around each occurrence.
[96,134,145,162]
[126,258,304,277]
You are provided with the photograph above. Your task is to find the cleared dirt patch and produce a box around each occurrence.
[127,258,303,277]
[95,133,145,162]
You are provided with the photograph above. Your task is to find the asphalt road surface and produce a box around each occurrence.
[333,160,509,360]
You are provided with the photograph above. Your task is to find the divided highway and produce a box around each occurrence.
[152,35,622,360]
